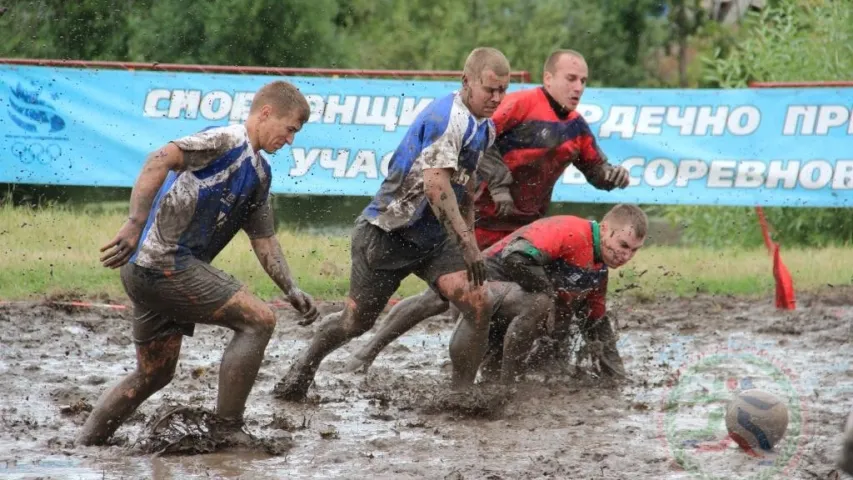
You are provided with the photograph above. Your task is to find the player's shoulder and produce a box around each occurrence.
[172,124,249,152]
[419,92,475,136]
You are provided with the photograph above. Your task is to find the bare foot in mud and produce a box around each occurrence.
[272,371,312,402]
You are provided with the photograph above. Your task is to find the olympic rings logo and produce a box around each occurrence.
[10,142,62,165]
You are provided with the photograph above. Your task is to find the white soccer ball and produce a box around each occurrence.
[725,389,789,452]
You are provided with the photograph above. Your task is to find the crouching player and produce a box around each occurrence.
[350,204,647,382]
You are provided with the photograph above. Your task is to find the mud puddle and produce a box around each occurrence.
[1,290,852,479]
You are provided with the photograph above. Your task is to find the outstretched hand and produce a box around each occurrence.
[604,165,630,189]
[288,287,319,326]
[99,220,143,269]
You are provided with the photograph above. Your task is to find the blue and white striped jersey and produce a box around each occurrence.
[130,124,275,270]
[363,91,495,248]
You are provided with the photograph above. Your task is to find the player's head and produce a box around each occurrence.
[247,80,311,154]
[600,204,647,269]
[543,49,588,112]
[461,47,511,119]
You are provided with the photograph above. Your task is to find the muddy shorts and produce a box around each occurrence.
[349,216,468,309]
[120,259,242,344]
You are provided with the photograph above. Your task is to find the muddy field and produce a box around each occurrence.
[1,289,852,479]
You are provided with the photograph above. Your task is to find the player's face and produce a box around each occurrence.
[543,55,588,111]
[259,107,303,154]
[465,69,509,118]
[601,225,644,269]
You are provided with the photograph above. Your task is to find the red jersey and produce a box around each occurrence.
[485,215,608,320]
[475,87,607,232]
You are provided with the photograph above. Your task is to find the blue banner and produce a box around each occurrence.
[2,65,852,207]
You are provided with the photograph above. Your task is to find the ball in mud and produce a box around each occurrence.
[725,389,789,452]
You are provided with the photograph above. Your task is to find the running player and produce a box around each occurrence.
[272,47,512,401]
[77,81,318,446]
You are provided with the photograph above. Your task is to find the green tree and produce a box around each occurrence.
[665,0,853,248]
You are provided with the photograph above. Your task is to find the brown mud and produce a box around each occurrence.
[1,289,852,479]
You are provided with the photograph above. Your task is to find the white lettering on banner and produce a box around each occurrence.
[816,105,850,135]
[783,105,853,135]
[322,95,357,124]
[675,160,708,187]
[142,90,436,130]
[599,106,637,139]
[734,161,765,188]
[577,104,604,124]
[168,90,202,119]
[305,94,326,123]
[635,107,666,135]
[198,91,233,121]
[289,148,394,179]
[727,106,760,135]
[230,92,255,122]
[766,161,800,189]
[143,89,171,118]
[707,160,737,187]
[354,96,402,131]
[666,107,698,135]
[398,98,434,128]
[799,160,833,189]
[560,158,853,191]
[644,158,677,187]
[833,161,853,189]
[694,106,728,136]
[783,106,817,135]
[595,105,761,138]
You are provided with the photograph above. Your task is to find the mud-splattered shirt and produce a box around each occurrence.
[485,215,608,320]
[130,124,275,270]
[362,91,495,249]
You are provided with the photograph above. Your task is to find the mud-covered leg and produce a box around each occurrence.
[839,411,853,475]
[441,272,491,389]
[201,289,277,425]
[500,292,552,383]
[274,293,389,401]
[345,288,449,373]
[76,335,182,446]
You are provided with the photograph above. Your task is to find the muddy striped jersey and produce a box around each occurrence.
[130,124,275,270]
[362,91,495,248]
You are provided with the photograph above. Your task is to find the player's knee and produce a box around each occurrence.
[248,304,276,337]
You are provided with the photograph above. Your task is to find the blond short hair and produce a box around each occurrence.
[463,47,511,80]
[250,80,310,123]
[602,204,648,239]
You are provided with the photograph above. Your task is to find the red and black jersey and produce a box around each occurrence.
[485,215,608,321]
[475,87,607,232]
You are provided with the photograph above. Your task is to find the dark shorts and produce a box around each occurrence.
[120,259,242,344]
[350,216,468,309]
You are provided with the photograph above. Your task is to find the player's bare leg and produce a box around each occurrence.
[440,271,490,389]
[344,289,449,373]
[274,293,388,400]
[499,292,552,383]
[76,335,182,446]
[76,288,275,446]
[199,289,277,425]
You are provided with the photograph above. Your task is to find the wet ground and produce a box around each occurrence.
[1,289,852,479]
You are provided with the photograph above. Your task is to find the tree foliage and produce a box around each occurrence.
[664,0,853,248]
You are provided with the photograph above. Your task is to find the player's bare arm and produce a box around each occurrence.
[423,167,486,285]
[99,143,185,269]
[250,235,319,325]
